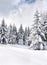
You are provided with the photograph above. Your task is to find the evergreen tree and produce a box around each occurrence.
[40,15,47,49]
[8,24,13,44]
[19,24,24,34]
[12,24,17,44]
[23,27,28,45]
[12,24,17,35]
[27,27,31,46]
[18,24,24,45]
[41,15,47,41]
[0,19,8,44]
[30,10,43,50]
[27,26,30,37]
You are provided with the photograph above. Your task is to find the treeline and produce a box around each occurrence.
[0,19,31,46]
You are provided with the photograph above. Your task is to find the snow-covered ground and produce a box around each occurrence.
[0,45,47,65]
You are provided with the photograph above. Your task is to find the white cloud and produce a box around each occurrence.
[0,0,21,16]
[0,0,47,29]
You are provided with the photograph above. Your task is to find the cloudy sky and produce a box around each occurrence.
[0,0,47,29]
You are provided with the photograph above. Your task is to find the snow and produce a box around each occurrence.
[0,45,47,65]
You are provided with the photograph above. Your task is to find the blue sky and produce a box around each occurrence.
[0,0,47,29]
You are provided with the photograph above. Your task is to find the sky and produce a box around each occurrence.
[0,0,47,29]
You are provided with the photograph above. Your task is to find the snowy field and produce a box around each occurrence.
[0,45,47,65]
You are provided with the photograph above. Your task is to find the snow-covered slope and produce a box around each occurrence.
[0,45,47,65]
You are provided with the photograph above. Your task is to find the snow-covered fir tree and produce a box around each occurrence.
[30,10,44,50]
[12,24,17,44]
[27,27,31,46]
[0,19,8,44]
[23,27,28,45]
[8,24,13,44]
[40,14,47,49]
[28,27,30,37]
[18,24,24,45]
[23,27,31,46]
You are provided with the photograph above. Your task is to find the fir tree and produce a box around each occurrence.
[0,19,8,44]
[18,24,24,45]
[23,27,27,45]
[12,24,17,44]
[27,27,31,46]
[8,24,13,44]
[27,26,30,37]
[30,10,43,50]
[40,15,47,49]
[23,27,28,45]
